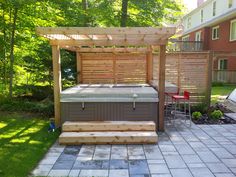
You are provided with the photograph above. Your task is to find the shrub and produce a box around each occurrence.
[212,82,224,87]
[192,111,202,120]
[210,110,223,120]
[191,103,208,114]
[0,97,54,117]
[15,85,53,101]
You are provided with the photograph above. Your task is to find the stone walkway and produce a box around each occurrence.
[32,121,236,177]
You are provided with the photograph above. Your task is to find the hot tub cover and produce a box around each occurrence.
[150,80,178,93]
[60,84,158,102]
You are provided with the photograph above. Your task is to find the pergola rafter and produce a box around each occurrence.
[36,27,176,131]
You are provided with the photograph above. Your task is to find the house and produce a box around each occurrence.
[180,0,236,72]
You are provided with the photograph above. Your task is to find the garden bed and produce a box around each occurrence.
[192,103,236,125]
[193,115,236,124]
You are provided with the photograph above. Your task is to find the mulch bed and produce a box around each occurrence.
[193,115,236,124]
[192,103,236,125]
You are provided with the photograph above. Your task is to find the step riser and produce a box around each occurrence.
[62,121,156,132]
[59,135,157,145]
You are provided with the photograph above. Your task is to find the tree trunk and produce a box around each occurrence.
[0,6,6,89]
[9,7,18,98]
[82,0,89,27]
[120,0,128,27]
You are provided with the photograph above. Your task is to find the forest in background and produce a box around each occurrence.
[0,0,184,116]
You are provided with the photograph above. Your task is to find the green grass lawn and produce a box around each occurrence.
[0,113,59,177]
[211,84,236,104]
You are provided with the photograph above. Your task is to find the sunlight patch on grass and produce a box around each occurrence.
[29,140,43,144]
[10,136,31,143]
[19,124,44,136]
[0,122,7,129]
[0,114,59,177]
[0,127,29,139]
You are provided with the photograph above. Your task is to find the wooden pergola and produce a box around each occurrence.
[36,27,176,131]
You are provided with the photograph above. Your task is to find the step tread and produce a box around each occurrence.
[60,131,157,137]
[62,121,156,132]
[59,131,158,145]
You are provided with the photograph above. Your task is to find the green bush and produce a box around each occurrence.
[191,103,208,114]
[212,82,224,87]
[210,110,223,120]
[0,96,54,117]
[15,85,53,101]
[192,111,202,120]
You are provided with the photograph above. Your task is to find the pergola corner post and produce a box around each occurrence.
[146,46,153,84]
[52,45,61,127]
[158,45,166,131]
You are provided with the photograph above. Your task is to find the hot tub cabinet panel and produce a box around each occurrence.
[61,102,158,124]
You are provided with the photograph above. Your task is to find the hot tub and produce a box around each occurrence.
[60,84,159,125]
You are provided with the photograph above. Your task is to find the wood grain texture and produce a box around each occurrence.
[80,53,147,84]
[153,52,211,103]
[62,121,156,132]
[52,45,61,126]
[59,131,158,144]
[158,45,166,131]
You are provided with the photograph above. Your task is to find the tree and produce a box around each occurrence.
[120,0,128,27]
[0,0,184,98]
[9,7,18,98]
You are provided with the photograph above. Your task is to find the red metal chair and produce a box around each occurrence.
[171,91,191,126]
[164,89,179,120]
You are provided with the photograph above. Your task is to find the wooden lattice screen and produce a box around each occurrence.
[79,53,147,84]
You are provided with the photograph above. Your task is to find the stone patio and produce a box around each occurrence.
[32,121,236,177]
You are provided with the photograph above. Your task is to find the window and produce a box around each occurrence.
[182,35,190,51]
[195,31,201,41]
[213,1,216,16]
[195,31,202,50]
[201,9,204,23]
[218,59,228,70]
[212,26,219,40]
[229,0,233,8]
[230,19,236,41]
[187,17,191,29]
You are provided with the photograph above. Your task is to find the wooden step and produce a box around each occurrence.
[62,121,156,132]
[59,131,158,145]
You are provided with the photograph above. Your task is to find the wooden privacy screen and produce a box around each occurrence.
[79,53,147,84]
[153,52,212,103]
[77,52,211,103]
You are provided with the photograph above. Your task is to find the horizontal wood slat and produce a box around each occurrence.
[80,53,146,84]
[153,52,210,103]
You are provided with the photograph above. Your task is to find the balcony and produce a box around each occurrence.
[168,41,204,52]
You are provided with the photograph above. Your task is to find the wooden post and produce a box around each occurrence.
[113,53,116,84]
[177,53,181,89]
[76,52,82,83]
[206,51,213,107]
[52,45,61,127]
[158,45,166,131]
[146,46,153,84]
